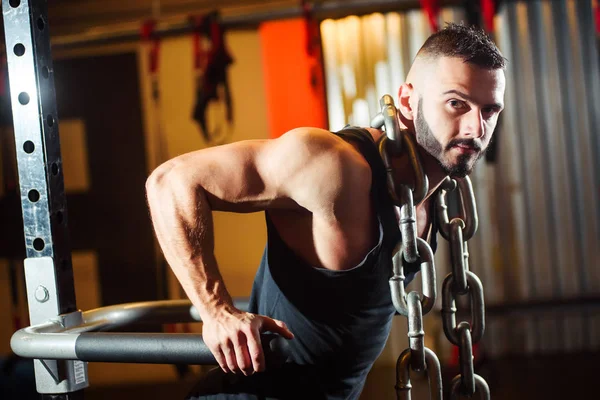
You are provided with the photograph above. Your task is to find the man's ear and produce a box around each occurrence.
[397,83,415,121]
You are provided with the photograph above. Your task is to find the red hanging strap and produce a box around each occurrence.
[301,1,324,89]
[302,0,320,58]
[140,19,160,74]
[191,12,234,143]
[190,15,207,72]
[209,19,223,51]
[420,0,440,32]
[481,0,496,33]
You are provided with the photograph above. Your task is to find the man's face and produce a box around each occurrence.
[413,57,505,177]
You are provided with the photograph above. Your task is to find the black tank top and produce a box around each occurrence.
[186,127,437,400]
[250,127,439,398]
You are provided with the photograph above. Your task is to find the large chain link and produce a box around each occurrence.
[437,177,489,399]
[395,347,443,400]
[371,95,442,397]
[371,95,488,399]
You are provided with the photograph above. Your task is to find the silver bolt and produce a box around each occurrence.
[35,285,49,303]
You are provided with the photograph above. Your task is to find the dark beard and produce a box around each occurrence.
[414,98,484,177]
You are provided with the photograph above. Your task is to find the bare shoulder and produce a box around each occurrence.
[266,127,372,216]
[267,127,353,155]
[267,127,378,270]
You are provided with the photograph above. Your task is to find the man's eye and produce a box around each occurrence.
[482,107,498,119]
[449,99,465,109]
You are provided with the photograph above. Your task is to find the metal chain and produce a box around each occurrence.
[437,177,489,399]
[371,95,441,398]
[375,95,429,263]
[395,347,443,400]
[371,95,489,399]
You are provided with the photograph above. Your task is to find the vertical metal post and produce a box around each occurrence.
[1,0,87,398]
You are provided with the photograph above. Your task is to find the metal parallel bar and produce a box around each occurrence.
[75,333,218,364]
[11,329,289,366]
[75,333,289,365]
[10,297,250,347]
[10,297,283,366]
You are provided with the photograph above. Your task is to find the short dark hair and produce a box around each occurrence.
[417,23,506,70]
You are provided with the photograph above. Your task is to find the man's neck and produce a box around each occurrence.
[390,146,447,206]
[366,127,448,205]
[416,146,448,204]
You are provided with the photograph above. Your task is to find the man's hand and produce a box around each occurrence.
[202,309,294,375]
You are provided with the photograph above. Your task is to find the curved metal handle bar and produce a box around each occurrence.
[80,298,250,331]
[10,297,291,367]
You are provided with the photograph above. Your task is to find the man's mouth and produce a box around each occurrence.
[451,143,478,153]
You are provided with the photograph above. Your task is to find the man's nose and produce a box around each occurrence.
[464,110,485,138]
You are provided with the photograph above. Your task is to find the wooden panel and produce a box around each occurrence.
[53,52,159,305]
[60,119,91,193]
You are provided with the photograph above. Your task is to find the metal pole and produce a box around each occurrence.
[48,0,550,52]
[51,0,466,51]
[1,0,86,398]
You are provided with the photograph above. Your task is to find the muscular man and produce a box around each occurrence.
[146,23,506,400]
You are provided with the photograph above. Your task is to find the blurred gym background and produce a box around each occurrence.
[0,0,598,399]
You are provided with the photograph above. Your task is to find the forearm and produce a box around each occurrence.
[146,165,234,320]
